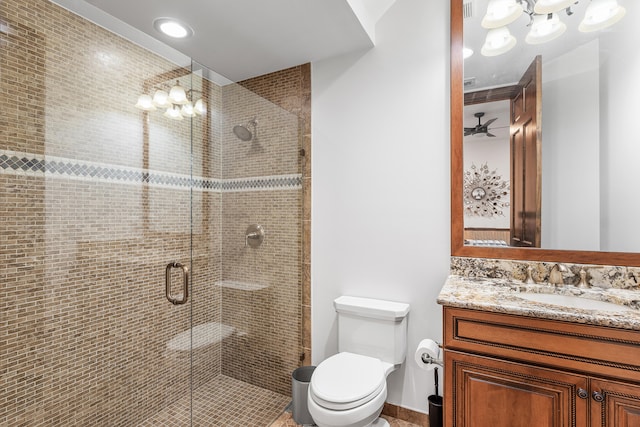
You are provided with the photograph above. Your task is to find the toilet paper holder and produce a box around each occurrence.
[416,339,444,368]
[420,351,443,367]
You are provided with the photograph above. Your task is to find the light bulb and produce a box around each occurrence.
[181,102,196,118]
[534,0,576,14]
[463,47,474,59]
[160,21,188,38]
[135,94,156,111]
[153,18,193,38]
[526,14,566,44]
[194,99,207,116]
[152,90,171,108]
[481,27,517,56]
[482,0,523,29]
[579,0,626,32]
[163,105,184,120]
[168,81,188,105]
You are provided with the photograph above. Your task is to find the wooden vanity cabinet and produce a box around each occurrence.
[443,307,640,427]
[590,379,640,427]
[447,350,588,427]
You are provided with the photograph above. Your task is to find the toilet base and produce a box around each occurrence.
[369,418,390,427]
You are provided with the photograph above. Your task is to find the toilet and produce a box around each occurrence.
[308,296,410,427]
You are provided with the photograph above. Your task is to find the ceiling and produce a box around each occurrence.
[52,0,396,83]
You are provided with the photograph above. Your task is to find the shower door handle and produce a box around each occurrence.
[165,262,189,305]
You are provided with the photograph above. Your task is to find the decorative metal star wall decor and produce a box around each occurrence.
[463,163,510,217]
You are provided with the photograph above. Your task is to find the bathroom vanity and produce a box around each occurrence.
[438,275,640,427]
[445,0,640,423]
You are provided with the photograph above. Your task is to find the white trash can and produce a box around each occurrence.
[291,366,316,425]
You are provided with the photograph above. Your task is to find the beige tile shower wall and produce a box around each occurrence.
[207,82,223,180]
[191,189,223,391]
[221,191,302,395]
[0,1,221,426]
[237,65,312,364]
[220,66,309,394]
[0,175,201,426]
[237,65,312,137]
[221,84,301,179]
[187,74,223,391]
[0,174,47,426]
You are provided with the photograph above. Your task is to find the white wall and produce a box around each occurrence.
[541,40,600,251]
[599,5,640,252]
[311,0,450,415]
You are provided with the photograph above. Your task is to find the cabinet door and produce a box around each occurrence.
[590,378,640,427]
[446,350,588,427]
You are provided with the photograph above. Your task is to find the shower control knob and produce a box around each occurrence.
[245,224,265,248]
[577,388,588,399]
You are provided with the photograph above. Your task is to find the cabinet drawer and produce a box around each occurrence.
[444,307,640,384]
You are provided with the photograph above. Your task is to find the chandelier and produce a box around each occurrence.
[480,0,626,56]
[135,80,207,120]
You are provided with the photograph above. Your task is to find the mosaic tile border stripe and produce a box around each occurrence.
[0,150,301,192]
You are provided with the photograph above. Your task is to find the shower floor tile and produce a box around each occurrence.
[138,375,290,427]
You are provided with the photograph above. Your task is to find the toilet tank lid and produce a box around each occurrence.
[334,296,410,320]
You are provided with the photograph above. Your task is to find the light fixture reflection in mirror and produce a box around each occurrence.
[482,0,523,28]
[481,27,517,56]
[579,0,626,32]
[533,0,575,14]
[479,0,627,55]
[525,13,566,44]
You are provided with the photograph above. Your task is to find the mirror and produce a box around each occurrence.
[451,0,640,266]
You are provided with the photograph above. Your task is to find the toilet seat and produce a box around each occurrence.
[310,352,386,411]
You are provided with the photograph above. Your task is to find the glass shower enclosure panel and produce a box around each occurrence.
[0,0,194,423]
[2,1,304,425]
[188,61,304,426]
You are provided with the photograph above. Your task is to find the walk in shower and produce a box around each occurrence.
[0,1,308,425]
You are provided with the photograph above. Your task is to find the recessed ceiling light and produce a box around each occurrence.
[153,18,193,38]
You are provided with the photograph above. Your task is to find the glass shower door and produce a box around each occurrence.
[133,67,197,425]
[0,0,196,421]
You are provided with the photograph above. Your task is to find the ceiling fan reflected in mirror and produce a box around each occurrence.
[464,112,498,137]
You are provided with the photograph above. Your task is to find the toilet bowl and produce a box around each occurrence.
[308,352,394,427]
[307,296,410,427]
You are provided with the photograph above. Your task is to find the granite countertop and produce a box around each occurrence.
[437,275,640,330]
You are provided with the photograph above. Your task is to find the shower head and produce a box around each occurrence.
[233,124,253,141]
[232,118,257,141]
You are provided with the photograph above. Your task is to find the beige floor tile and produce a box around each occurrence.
[139,375,290,426]
[269,411,423,427]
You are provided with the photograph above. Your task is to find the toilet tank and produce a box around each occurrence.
[334,296,410,365]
